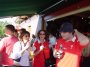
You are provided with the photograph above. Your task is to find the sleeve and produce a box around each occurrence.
[76,36,89,49]
[32,45,36,51]
[10,42,21,59]
[33,41,38,51]
[0,38,5,52]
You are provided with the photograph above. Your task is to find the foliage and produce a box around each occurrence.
[0,21,8,38]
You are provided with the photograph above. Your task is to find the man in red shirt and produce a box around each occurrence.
[0,25,18,66]
[54,22,89,67]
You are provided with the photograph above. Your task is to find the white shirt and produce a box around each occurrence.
[20,50,29,66]
[10,41,30,66]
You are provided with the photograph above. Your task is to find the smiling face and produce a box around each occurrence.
[39,31,46,40]
[20,31,30,43]
[23,33,30,41]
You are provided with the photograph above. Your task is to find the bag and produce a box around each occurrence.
[43,49,51,67]
[29,51,34,59]
[49,48,56,65]
[45,59,51,67]
[13,57,21,62]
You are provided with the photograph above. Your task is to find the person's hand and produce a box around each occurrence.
[56,51,61,58]
[74,29,78,35]
[56,50,64,59]
[32,45,36,51]
[74,29,89,46]
[40,45,44,51]
[56,51,62,58]
[20,41,30,55]
[25,41,30,49]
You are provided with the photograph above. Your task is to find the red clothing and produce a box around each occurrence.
[55,36,87,67]
[0,36,18,66]
[33,41,50,67]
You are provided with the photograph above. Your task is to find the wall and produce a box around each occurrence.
[20,15,42,38]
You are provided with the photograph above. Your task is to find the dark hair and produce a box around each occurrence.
[20,28,26,33]
[5,24,16,32]
[20,31,30,40]
[37,30,48,41]
[14,29,17,33]
[32,34,36,38]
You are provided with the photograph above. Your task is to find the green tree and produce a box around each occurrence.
[0,21,8,38]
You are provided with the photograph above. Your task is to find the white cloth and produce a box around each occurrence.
[40,45,44,51]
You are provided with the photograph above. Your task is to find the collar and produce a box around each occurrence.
[71,36,76,42]
[38,39,45,44]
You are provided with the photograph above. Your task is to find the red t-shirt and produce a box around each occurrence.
[0,36,18,66]
[33,41,50,67]
[55,36,87,67]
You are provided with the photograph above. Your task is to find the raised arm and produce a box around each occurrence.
[34,45,44,56]
[74,29,89,46]
[20,41,30,55]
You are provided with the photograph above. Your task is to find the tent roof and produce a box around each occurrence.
[0,0,80,17]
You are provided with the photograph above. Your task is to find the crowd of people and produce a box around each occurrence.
[0,22,90,67]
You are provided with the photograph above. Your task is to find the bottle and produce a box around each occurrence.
[56,44,64,59]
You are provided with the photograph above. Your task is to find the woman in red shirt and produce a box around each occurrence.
[32,30,50,67]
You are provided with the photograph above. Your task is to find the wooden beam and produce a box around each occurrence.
[45,0,90,21]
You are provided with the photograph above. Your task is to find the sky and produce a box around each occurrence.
[0,17,18,25]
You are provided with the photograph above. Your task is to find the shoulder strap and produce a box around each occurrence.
[20,41,22,50]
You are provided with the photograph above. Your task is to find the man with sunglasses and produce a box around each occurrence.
[54,22,89,67]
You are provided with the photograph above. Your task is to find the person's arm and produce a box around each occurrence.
[34,50,41,56]
[74,29,89,46]
[34,45,44,56]
[19,41,30,55]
